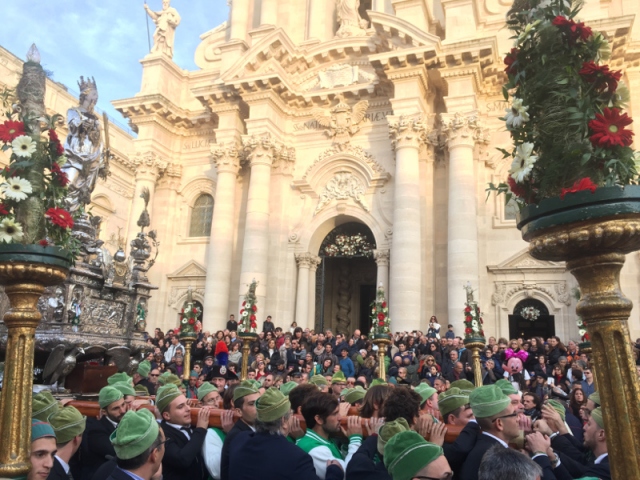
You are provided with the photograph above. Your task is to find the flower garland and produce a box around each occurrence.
[324,233,373,257]
[239,279,258,334]
[487,0,638,207]
[520,306,541,321]
[370,285,391,336]
[464,301,485,338]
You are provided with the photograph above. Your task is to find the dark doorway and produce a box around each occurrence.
[508,299,555,340]
[359,284,376,333]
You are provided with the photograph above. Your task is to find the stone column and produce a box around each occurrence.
[203,142,241,327]
[128,152,167,242]
[229,0,250,41]
[294,253,312,329]
[307,0,327,40]
[374,249,390,292]
[308,255,321,329]
[260,0,278,25]
[387,115,426,332]
[441,112,484,330]
[238,134,279,310]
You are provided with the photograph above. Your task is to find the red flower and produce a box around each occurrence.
[250,314,256,321]
[377,313,385,321]
[589,108,634,148]
[382,302,387,308]
[560,178,598,199]
[48,129,59,143]
[251,322,257,329]
[251,305,257,312]
[465,328,472,334]
[45,207,74,229]
[480,318,484,324]
[579,61,622,93]
[504,48,518,75]
[51,163,69,187]
[507,176,527,199]
[38,239,49,247]
[0,203,8,216]
[464,306,471,313]
[378,321,385,327]
[192,307,198,314]
[189,318,195,325]
[0,121,25,143]
[240,309,244,314]
[465,315,472,322]
[552,16,592,42]
[242,301,246,306]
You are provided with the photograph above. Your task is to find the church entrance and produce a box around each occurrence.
[315,222,377,335]
[508,299,555,340]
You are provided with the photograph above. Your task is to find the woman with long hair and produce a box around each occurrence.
[228,341,242,365]
[547,336,567,366]
[428,342,442,365]
[359,385,392,419]
[569,387,587,418]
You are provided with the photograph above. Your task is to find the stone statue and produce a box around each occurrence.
[335,0,368,38]
[144,0,181,58]
[464,282,475,304]
[62,76,106,213]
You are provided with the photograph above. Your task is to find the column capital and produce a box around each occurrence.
[272,145,296,176]
[388,114,428,151]
[373,249,390,266]
[295,252,314,268]
[309,255,322,269]
[157,162,182,190]
[439,112,490,149]
[132,151,168,182]
[242,133,280,167]
[211,141,242,175]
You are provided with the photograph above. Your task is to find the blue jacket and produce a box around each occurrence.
[339,357,356,378]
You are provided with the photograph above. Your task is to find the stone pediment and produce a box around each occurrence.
[167,260,207,279]
[487,248,565,273]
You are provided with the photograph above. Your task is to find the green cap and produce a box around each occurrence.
[158,372,171,386]
[234,381,261,402]
[344,386,367,405]
[377,418,410,455]
[134,385,150,395]
[495,379,518,396]
[469,385,510,419]
[279,381,298,397]
[164,374,183,387]
[190,370,198,378]
[137,360,151,378]
[156,385,182,413]
[247,379,262,390]
[588,391,600,407]
[197,382,217,402]
[591,407,604,429]
[33,392,59,422]
[107,372,133,386]
[47,406,86,444]
[112,382,136,398]
[370,378,387,387]
[438,387,469,418]
[450,379,476,394]
[99,386,124,410]
[110,409,159,460]
[256,387,291,422]
[384,431,444,480]
[309,375,328,387]
[415,383,437,404]
[546,399,566,421]
[31,420,56,442]
[331,371,346,384]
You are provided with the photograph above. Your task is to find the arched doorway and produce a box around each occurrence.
[315,222,376,334]
[508,299,555,340]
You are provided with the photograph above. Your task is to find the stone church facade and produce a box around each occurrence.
[1,0,640,340]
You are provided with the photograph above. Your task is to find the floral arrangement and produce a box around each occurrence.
[520,305,541,321]
[370,285,391,336]
[488,0,638,206]
[464,301,485,338]
[239,279,258,334]
[324,233,373,257]
[175,298,202,336]
[576,316,589,342]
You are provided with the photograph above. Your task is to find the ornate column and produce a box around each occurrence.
[308,255,321,330]
[128,152,167,242]
[388,115,426,332]
[203,142,241,327]
[441,112,484,330]
[374,249,390,292]
[294,253,312,329]
[238,134,279,310]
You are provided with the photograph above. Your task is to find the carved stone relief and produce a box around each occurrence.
[315,172,369,215]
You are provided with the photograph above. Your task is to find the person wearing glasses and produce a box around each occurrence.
[133,360,157,396]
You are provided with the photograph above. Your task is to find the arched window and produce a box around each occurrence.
[189,194,214,237]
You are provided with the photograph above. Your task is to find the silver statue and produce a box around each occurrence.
[144,0,181,58]
[42,345,85,392]
[62,77,108,213]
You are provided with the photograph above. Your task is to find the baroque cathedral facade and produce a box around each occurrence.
[1,0,639,340]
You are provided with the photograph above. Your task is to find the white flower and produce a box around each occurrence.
[505,98,530,129]
[579,328,586,337]
[0,217,24,243]
[1,177,33,202]
[517,20,541,44]
[11,135,37,158]
[509,143,538,183]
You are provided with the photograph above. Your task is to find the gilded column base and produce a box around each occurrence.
[180,333,197,381]
[372,336,392,382]
[238,333,257,381]
[463,338,486,388]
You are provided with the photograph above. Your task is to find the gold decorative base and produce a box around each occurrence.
[179,333,197,381]
[0,262,68,478]
[463,339,486,388]
[372,336,392,382]
[238,333,257,381]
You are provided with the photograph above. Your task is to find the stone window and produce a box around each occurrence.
[189,194,214,237]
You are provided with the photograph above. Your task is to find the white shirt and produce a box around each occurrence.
[481,431,509,448]
[594,453,608,464]
[54,455,69,474]
[166,421,191,439]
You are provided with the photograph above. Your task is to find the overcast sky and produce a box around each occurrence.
[1,0,228,131]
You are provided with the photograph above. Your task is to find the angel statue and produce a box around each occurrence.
[335,0,368,37]
[144,0,181,58]
[62,76,108,213]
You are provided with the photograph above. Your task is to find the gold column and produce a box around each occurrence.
[180,334,196,381]
[238,333,257,381]
[578,342,597,391]
[0,263,68,478]
[464,339,485,388]
[372,337,391,381]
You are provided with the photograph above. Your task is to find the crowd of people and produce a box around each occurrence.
[22,315,640,480]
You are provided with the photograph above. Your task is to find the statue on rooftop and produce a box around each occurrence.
[335,0,368,38]
[144,0,181,58]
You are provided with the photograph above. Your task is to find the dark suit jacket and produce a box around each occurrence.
[160,421,208,480]
[220,419,254,480]
[345,435,392,480]
[105,466,139,480]
[136,377,157,396]
[80,416,117,480]
[47,457,69,480]
[229,430,343,480]
[443,420,480,474]
[458,433,504,480]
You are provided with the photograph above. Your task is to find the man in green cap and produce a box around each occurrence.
[112,382,137,411]
[310,374,329,393]
[331,371,347,397]
[79,385,127,479]
[384,430,452,480]
[186,370,199,399]
[133,359,156,396]
[344,417,400,480]
[157,384,211,480]
[344,386,366,406]
[107,409,165,480]
[415,382,439,415]
[47,406,86,480]
[220,380,261,480]
[298,392,362,479]
[496,378,524,415]
[459,384,520,480]
[25,420,57,480]
[32,391,59,422]
[197,381,222,408]
[107,372,133,387]
[228,387,344,479]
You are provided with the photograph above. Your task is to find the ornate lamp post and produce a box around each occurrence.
[238,280,259,380]
[462,283,486,388]
[370,284,392,381]
[177,288,200,381]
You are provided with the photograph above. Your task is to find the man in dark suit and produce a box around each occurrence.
[107,409,165,480]
[229,387,343,480]
[133,360,157,396]
[157,384,210,480]
[226,314,238,332]
[47,406,86,480]
[79,386,127,479]
[437,387,480,472]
